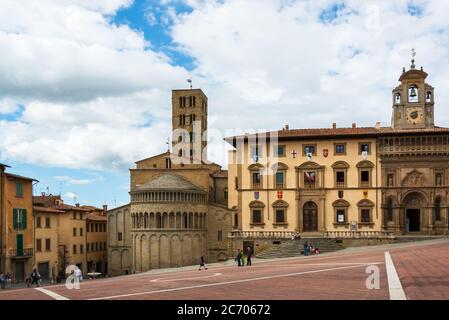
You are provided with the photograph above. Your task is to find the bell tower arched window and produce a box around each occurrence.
[408,85,419,103]
[426,91,432,103]
[395,93,401,104]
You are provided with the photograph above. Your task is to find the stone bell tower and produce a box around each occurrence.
[391,54,435,130]
[171,88,208,162]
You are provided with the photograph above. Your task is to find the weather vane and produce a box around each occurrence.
[411,48,416,69]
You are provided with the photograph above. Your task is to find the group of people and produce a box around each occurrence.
[303,241,320,256]
[236,246,253,267]
[0,273,12,290]
[26,269,42,288]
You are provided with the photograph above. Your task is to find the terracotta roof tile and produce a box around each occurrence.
[33,206,65,214]
[5,172,38,182]
[86,213,107,221]
[225,126,449,145]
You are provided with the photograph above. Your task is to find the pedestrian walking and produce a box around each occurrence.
[198,255,208,270]
[74,267,83,283]
[303,240,309,256]
[240,250,246,266]
[30,269,40,287]
[0,273,5,290]
[6,273,12,289]
[246,246,252,266]
[235,250,242,267]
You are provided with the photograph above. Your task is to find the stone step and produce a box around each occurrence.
[256,238,344,259]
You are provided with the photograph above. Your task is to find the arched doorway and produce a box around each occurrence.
[303,202,318,232]
[403,192,425,232]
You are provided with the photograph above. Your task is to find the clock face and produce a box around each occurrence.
[406,107,424,124]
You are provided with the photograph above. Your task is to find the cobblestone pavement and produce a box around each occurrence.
[0,239,448,300]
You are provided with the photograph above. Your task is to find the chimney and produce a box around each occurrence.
[352,123,357,129]
[41,192,46,196]
[103,205,108,215]
[375,121,381,129]
[75,203,80,207]
[284,124,289,130]
[332,123,337,129]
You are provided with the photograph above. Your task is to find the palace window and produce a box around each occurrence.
[361,170,370,186]
[303,144,316,157]
[45,217,51,228]
[274,145,286,157]
[13,208,27,231]
[304,171,316,189]
[36,216,42,228]
[275,172,285,189]
[333,200,349,225]
[73,227,77,237]
[36,239,42,252]
[80,228,83,236]
[234,212,239,228]
[335,143,346,155]
[360,209,371,223]
[357,161,374,188]
[338,190,344,199]
[252,209,262,224]
[252,172,261,189]
[336,209,346,224]
[118,232,123,241]
[275,209,285,224]
[73,245,77,254]
[359,143,371,155]
[234,177,239,190]
[250,146,260,162]
[358,199,374,225]
[165,157,171,169]
[336,171,345,188]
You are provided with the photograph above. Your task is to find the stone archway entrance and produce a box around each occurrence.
[303,202,318,232]
[406,209,420,232]
[403,192,426,233]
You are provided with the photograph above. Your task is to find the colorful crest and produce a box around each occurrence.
[323,149,329,158]
[254,191,259,200]
[277,191,283,199]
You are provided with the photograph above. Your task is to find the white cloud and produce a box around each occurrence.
[0,0,189,170]
[54,175,104,185]
[2,0,449,171]
[169,0,449,165]
[65,191,78,200]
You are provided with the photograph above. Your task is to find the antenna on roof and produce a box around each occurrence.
[166,137,170,152]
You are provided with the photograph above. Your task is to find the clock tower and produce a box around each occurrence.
[391,56,435,130]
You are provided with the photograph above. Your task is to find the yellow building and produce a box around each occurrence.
[33,205,64,281]
[0,164,37,282]
[33,195,90,275]
[226,60,449,253]
[84,206,107,274]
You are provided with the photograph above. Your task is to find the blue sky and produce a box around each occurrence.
[1,0,448,209]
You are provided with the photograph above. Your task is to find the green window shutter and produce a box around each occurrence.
[13,209,18,229]
[22,209,27,229]
[16,183,23,197]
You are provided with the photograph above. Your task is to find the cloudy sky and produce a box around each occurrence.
[1,0,449,208]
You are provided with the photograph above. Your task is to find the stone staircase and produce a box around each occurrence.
[255,238,344,259]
